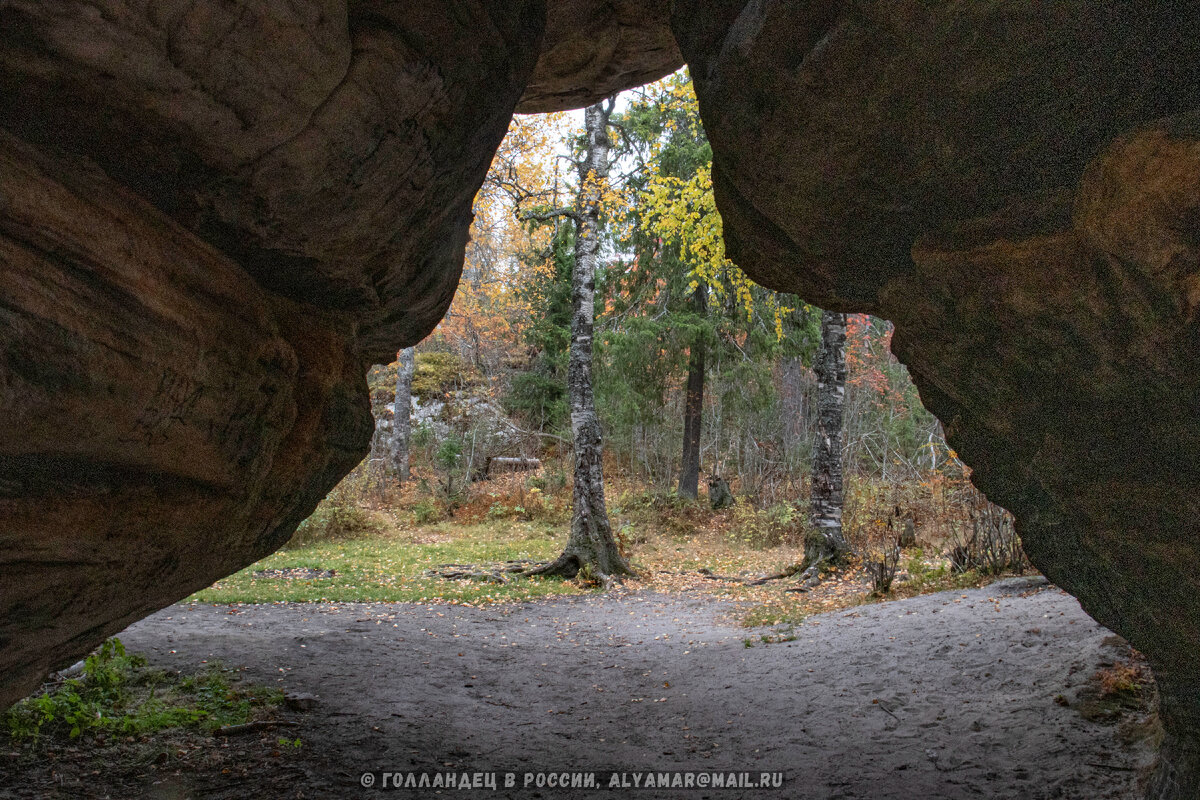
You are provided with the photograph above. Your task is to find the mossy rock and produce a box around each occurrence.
[412,352,481,401]
[367,362,398,407]
[366,351,483,409]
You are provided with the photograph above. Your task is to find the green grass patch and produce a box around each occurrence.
[4,639,282,742]
[286,484,386,547]
[886,549,995,599]
[190,520,585,605]
[741,602,811,628]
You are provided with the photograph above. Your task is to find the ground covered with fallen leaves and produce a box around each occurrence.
[186,473,1002,630]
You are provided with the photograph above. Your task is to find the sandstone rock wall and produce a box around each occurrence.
[0,126,371,704]
[672,3,1200,794]
[0,0,685,709]
[0,0,547,362]
[518,0,679,112]
[4,4,1200,795]
[0,0,547,707]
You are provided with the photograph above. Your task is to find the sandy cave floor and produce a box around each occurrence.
[1,577,1159,799]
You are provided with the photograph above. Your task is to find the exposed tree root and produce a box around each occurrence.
[522,553,583,579]
[658,558,850,591]
[213,720,300,737]
[785,558,830,593]
[693,568,746,582]
[425,556,631,590]
[522,554,628,590]
[425,557,627,589]
[747,563,806,585]
[692,563,805,585]
[425,560,538,584]
[432,571,508,584]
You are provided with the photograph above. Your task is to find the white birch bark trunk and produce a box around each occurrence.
[391,347,414,483]
[528,100,632,580]
[807,310,849,566]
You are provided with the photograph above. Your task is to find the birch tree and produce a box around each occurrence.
[391,347,415,482]
[806,310,849,567]
[526,98,634,581]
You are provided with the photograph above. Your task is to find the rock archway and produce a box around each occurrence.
[1,3,1197,796]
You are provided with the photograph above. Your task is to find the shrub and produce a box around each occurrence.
[947,489,1028,575]
[866,539,902,595]
[1095,661,1147,699]
[528,468,568,495]
[287,473,384,548]
[487,502,525,520]
[726,503,803,550]
[431,436,468,511]
[413,498,443,524]
[411,421,436,451]
[3,639,282,742]
[901,548,949,588]
[618,490,708,539]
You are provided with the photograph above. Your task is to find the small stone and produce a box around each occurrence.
[284,692,317,712]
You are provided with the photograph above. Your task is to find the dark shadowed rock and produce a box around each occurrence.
[3,3,1200,796]
[0,127,372,706]
[0,0,544,363]
[518,0,681,113]
[0,0,546,708]
[671,2,1200,795]
[0,0,686,711]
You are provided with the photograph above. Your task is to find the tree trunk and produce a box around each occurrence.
[391,346,415,483]
[678,284,706,500]
[528,99,633,581]
[707,476,734,509]
[780,356,808,452]
[806,310,849,567]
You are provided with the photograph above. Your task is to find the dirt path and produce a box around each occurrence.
[9,577,1156,798]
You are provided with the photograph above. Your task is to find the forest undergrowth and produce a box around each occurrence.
[191,458,1030,628]
[194,71,1033,625]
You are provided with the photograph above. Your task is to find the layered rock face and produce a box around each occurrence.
[0,0,681,710]
[3,2,1200,796]
[673,2,1200,796]
[518,0,679,112]
[0,0,550,706]
[0,0,549,363]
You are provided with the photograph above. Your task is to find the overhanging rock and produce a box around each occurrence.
[2,5,1200,797]
[673,3,1200,796]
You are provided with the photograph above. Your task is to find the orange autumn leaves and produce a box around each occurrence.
[429,113,572,371]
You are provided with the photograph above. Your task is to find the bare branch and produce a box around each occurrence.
[520,206,580,224]
[556,153,584,171]
[496,416,572,446]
